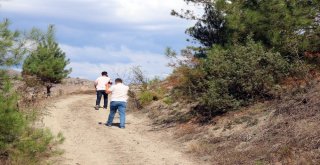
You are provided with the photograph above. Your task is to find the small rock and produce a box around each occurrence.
[172,102,179,107]
[200,156,211,161]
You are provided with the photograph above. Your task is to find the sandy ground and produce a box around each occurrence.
[43,94,199,165]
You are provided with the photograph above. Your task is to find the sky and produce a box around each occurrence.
[0,0,200,80]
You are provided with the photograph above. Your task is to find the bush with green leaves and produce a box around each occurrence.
[0,76,25,154]
[0,73,64,164]
[174,39,302,118]
[138,91,155,106]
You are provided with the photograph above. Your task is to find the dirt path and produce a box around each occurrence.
[43,94,199,165]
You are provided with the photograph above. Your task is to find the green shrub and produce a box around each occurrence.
[0,78,25,154]
[174,38,303,119]
[163,97,174,105]
[11,129,64,165]
[138,91,155,106]
[138,82,167,107]
[155,87,167,100]
[0,75,63,164]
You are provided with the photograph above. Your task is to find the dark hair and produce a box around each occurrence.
[115,78,123,83]
[101,71,108,76]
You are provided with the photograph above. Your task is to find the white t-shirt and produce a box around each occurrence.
[95,76,111,90]
[108,83,129,102]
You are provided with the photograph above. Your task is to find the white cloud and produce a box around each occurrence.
[1,0,199,80]
[1,0,199,26]
[62,44,172,80]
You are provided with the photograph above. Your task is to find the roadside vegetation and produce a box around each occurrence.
[129,1,320,164]
[132,0,320,121]
[0,19,67,164]
[168,0,320,121]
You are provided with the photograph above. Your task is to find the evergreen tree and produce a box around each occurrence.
[0,19,26,67]
[0,19,25,161]
[0,75,25,154]
[22,25,71,96]
[224,0,320,57]
[186,4,228,48]
[176,0,320,57]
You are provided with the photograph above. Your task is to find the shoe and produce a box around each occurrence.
[119,127,125,129]
[95,105,100,110]
[105,124,112,127]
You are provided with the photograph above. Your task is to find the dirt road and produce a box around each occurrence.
[43,94,199,165]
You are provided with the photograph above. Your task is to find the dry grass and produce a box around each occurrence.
[128,77,320,164]
[142,81,320,164]
[183,87,320,164]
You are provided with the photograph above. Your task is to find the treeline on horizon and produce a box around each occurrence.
[165,0,320,121]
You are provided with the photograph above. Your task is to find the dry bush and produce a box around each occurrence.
[170,82,320,164]
[175,124,198,138]
[187,141,215,155]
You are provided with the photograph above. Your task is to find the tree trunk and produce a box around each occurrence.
[46,85,52,97]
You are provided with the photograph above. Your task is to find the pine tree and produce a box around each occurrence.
[0,19,25,161]
[186,4,228,48]
[0,19,26,67]
[224,0,320,57]
[176,0,320,57]
[22,25,71,96]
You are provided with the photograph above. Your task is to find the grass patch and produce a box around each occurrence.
[163,97,174,105]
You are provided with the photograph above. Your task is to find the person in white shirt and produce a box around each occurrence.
[94,71,111,110]
[105,78,129,128]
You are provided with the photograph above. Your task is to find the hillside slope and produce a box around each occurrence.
[142,81,320,164]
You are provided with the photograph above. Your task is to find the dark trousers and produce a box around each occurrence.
[96,90,108,108]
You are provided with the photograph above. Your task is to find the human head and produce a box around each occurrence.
[115,78,123,84]
[101,71,108,77]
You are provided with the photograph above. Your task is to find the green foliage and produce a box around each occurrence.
[166,0,320,122]
[0,19,26,66]
[0,73,62,164]
[23,25,71,96]
[11,129,64,165]
[138,90,155,106]
[0,20,63,164]
[178,0,320,57]
[223,0,320,57]
[163,97,174,105]
[186,3,228,48]
[0,76,25,152]
[174,39,300,118]
[138,77,167,107]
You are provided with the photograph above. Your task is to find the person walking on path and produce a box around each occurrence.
[105,78,129,128]
[94,71,111,110]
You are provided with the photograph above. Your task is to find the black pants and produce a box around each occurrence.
[96,90,108,108]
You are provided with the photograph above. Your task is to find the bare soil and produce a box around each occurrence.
[43,94,202,165]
